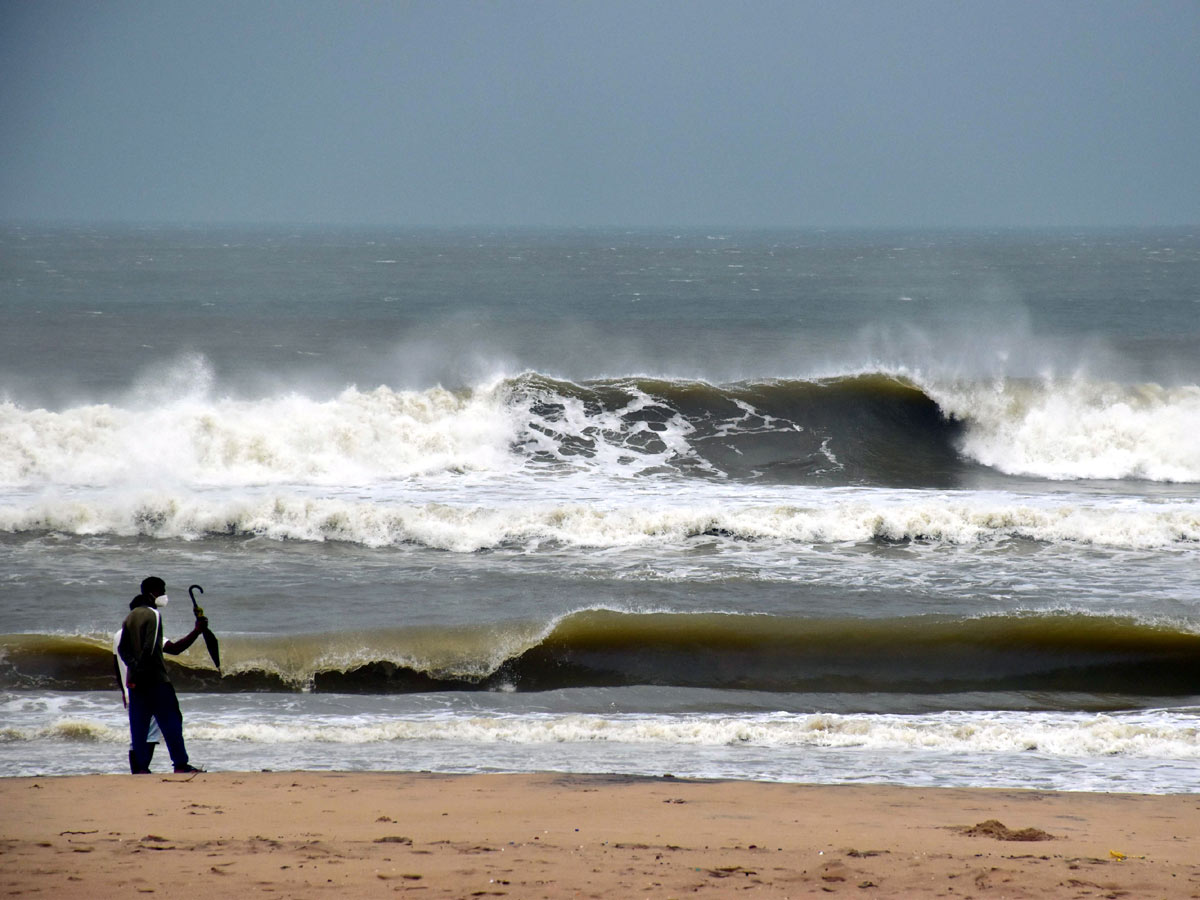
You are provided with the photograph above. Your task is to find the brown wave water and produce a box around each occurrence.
[6,610,1199,699]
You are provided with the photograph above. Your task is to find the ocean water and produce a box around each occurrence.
[1,224,1198,792]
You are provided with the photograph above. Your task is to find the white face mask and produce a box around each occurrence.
[155,594,169,608]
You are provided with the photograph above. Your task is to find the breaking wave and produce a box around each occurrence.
[2,371,1198,491]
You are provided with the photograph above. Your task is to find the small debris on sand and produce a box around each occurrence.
[957,819,1054,841]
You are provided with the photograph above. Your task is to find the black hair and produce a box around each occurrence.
[140,576,165,596]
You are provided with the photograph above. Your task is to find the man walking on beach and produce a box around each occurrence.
[117,576,207,774]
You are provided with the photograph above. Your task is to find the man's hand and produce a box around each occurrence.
[194,615,209,631]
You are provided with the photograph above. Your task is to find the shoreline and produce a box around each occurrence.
[5,772,1198,898]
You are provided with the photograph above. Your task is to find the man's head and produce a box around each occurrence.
[140,576,166,598]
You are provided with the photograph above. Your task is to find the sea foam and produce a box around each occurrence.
[8,710,1197,762]
[1,492,1196,550]
[933,378,1200,482]
[0,383,517,488]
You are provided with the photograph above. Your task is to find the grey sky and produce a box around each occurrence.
[1,0,1197,227]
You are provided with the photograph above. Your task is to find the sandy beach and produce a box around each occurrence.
[3,772,1197,898]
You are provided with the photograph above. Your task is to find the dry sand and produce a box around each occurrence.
[3,771,1198,898]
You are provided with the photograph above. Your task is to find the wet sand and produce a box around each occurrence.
[3,772,1198,898]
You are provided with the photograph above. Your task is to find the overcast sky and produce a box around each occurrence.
[1,0,1197,227]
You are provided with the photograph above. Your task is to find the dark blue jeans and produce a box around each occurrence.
[128,681,189,772]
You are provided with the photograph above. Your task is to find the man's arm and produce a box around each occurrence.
[163,616,209,655]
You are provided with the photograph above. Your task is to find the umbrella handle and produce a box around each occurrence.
[188,583,204,617]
